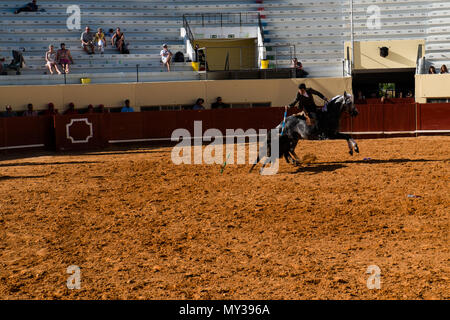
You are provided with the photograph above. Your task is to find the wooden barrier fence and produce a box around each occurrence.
[0,104,449,152]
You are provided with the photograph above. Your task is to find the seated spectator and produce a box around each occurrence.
[81,26,95,55]
[94,28,107,54]
[292,58,309,78]
[211,97,230,109]
[45,44,61,75]
[14,0,38,14]
[2,105,17,118]
[0,57,6,74]
[406,91,413,98]
[86,104,94,114]
[121,99,134,112]
[111,28,126,54]
[64,102,78,115]
[56,43,74,74]
[428,66,436,74]
[106,28,115,38]
[193,98,205,110]
[160,44,173,72]
[380,93,391,104]
[440,64,448,74]
[42,102,58,116]
[355,90,366,104]
[98,104,109,113]
[23,103,38,116]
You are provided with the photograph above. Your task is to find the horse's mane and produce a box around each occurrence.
[326,94,353,113]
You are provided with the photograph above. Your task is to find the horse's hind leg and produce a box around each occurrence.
[249,155,260,173]
[283,152,291,164]
[290,150,301,166]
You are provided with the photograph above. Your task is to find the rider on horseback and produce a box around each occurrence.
[287,83,328,127]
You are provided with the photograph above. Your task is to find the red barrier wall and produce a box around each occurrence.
[1,104,449,152]
[55,114,108,151]
[349,104,417,133]
[417,103,450,131]
[0,116,54,150]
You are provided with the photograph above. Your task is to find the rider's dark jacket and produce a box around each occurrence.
[289,88,326,116]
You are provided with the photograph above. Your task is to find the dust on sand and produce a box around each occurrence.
[0,136,448,299]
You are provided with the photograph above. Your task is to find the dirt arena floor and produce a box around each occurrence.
[0,136,448,300]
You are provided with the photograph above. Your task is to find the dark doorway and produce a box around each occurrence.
[353,69,415,99]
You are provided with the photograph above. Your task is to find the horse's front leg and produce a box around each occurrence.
[351,138,359,154]
[333,133,355,156]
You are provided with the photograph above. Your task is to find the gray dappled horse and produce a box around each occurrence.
[250,92,359,172]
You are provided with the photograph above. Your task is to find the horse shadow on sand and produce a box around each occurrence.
[289,158,444,175]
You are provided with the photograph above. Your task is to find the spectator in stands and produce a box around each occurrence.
[111,28,126,54]
[292,58,308,78]
[98,104,109,113]
[440,64,448,74]
[355,90,366,104]
[23,103,38,116]
[0,57,6,74]
[81,26,95,55]
[194,44,202,63]
[95,28,107,54]
[56,43,74,74]
[406,91,413,98]
[121,99,134,112]
[160,44,173,72]
[42,102,58,116]
[194,45,208,71]
[380,92,390,104]
[106,28,115,38]
[428,66,436,74]
[2,105,17,118]
[14,0,38,14]
[45,45,61,75]
[64,102,78,115]
[193,98,205,110]
[86,104,95,114]
[211,97,230,109]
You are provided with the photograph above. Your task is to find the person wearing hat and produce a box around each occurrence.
[287,83,328,126]
[160,44,173,72]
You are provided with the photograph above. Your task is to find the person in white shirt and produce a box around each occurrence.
[160,44,173,72]
[45,44,61,75]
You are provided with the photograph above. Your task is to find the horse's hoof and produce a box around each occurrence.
[355,147,360,154]
[349,150,353,156]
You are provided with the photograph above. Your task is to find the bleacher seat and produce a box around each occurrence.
[0,0,449,84]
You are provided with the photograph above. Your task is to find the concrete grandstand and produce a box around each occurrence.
[0,0,449,86]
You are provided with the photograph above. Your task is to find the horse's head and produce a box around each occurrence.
[342,91,358,117]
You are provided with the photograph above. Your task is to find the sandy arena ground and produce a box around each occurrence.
[0,136,448,300]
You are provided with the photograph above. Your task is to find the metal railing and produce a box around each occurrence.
[182,14,195,45]
[183,12,260,28]
[416,44,425,75]
[258,12,265,43]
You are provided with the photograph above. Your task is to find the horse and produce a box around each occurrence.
[249,92,359,172]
